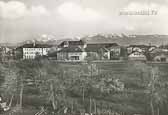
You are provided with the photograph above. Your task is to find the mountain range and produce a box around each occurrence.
[3,34,168,47]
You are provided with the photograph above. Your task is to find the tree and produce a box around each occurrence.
[147,66,168,115]
[148,67,158,115]
[0,62,18,107]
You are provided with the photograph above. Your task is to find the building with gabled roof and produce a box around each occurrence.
[150,48,168,62]
[58,39,86,48]
[56,46,87,61]
[15,42,52,59]
[128,51,147,61]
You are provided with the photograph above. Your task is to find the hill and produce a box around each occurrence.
[82,34,168,46]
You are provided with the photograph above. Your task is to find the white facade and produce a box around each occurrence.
[68,52,87,61]
[128,52,146,61]
[104,52,110,60]
[57,52,87,61]
[23,48,50,59]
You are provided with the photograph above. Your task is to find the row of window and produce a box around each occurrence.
[24,48,42,51]
[24,48,49,51]
[69,53,82,55]
[70,56,80,60]
[24,55,35,59]
[24,52,42,54]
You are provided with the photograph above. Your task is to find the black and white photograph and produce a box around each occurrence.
[0,0,168,115]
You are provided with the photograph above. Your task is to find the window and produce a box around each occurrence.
[70,56,79,60]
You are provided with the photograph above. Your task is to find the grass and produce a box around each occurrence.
[1,60,168,115]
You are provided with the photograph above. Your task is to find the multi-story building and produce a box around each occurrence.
[55,40,86,61]
[16,42,52,59]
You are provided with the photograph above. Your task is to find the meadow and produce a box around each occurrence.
[0,60,168,115]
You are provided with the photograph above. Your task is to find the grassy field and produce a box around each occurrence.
[56,61,168,115]
[1,60,168,115]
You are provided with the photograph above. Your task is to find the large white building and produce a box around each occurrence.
[18,43,52,59]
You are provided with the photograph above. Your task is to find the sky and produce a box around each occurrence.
[0,0,168,43]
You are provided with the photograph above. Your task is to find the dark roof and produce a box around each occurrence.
[159,44,168,49]
[128,45,156,49]
[18,43,52,48]
[85,44,109,52]
[59,40,85,47]
[58,46,85,52]
[85,45,102,52]
[151,48,168,56]
[87,43,119,48]
[131,45,148,47]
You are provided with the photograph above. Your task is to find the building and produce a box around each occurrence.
[150,48,168,62]
[108,45,121,60]
[0,46,15,61]
[159,44,168,52]
[16,42,52,59]
[85,42,120,60]
[51,40,87,61]
[127,45,147,55]
[83,35,121,60]
[153,54,168,62]
[128,51,147,61]
[85,45,110,60]
[127,45,157,61]
[56,38,122,61]
[49,38,123,61]
[57,46,87,61]
[127,45,156,54]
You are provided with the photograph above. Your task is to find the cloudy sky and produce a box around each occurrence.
[0,0,168,43]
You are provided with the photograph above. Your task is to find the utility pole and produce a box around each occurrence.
[50,80,57,111]
[19,82,24,109]
[90,97,92,114]
[94,99,97,115]
[82,86,85,103]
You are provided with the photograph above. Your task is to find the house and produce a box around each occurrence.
[85,42,121,60]
[153,54,168,62]
[57,46,87,61]
[53,37,123,61]
[47,46,58,60]
[159,44,168,52]
[127,45,148,54]
[108,45,121,60]
[127,44,157,61]
[85,44,122,60]
[127,45,156,54]
[83,34,123,60]
[150,48,168,62]
[85,45,110,60]
[148,46,157,52]
[128,51,147,61]
[15,42,52,59]
[51,40,87,61]
[0,46,15,61]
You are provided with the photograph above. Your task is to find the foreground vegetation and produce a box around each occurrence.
[0,60,168,115]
